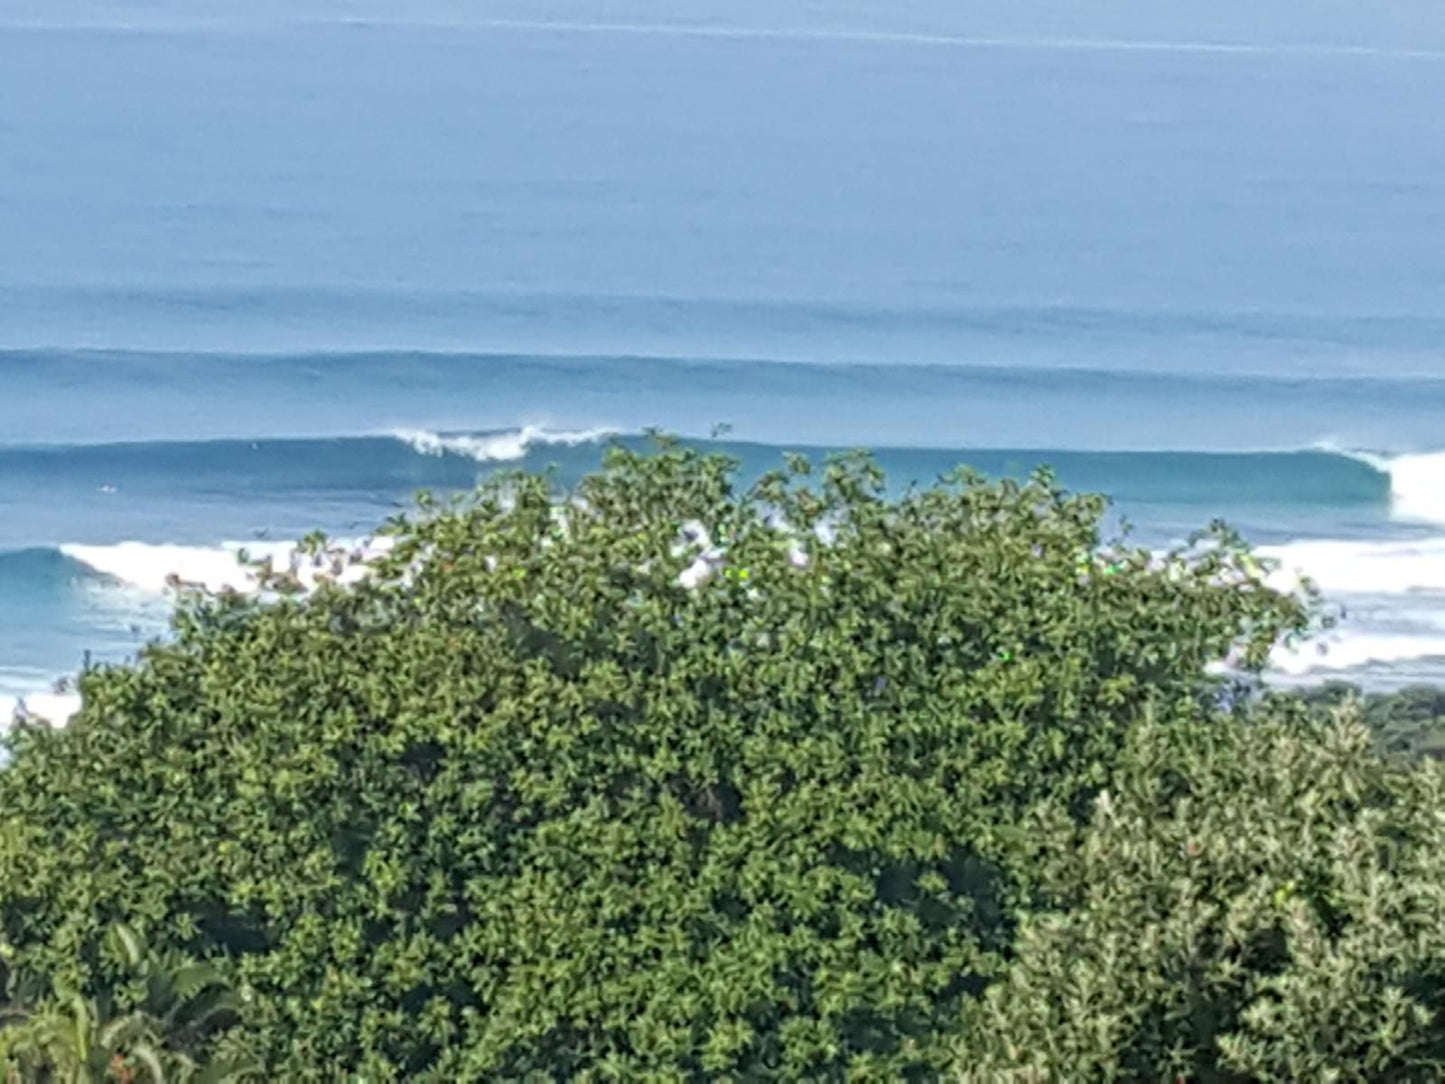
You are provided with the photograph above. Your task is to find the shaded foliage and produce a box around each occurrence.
[1297,681,1445,762]
[0,924,252,1082]
[959,702,1445,1082]
[0,441,1318,1078]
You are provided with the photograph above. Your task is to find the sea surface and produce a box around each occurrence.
[5,0,1445,719]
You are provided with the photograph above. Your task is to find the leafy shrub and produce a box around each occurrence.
[1298,682,1445,762]
[957,701,1445,1082]
[0,442,1310,1078]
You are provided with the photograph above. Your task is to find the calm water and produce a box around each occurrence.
[5,0,1445,716]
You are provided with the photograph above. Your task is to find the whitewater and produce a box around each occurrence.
[7,0,1445,719]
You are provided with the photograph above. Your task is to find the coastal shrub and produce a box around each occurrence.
[1299,681,1445,761]
[0,441,1310,1078]
[0,924,251,1082]
[957,700,1445,1081]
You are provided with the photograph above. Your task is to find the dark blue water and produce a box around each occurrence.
[5,1,1445,715]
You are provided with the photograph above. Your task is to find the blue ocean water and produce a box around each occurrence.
[5,0,1445,716]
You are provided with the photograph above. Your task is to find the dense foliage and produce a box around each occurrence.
[958,701,1445,1081]
[2,440,1440,1079]
[1299,681,1445,762]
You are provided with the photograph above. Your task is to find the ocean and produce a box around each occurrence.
[5,0,1445,719]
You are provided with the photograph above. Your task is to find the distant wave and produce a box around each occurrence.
[12,14,1445,63]
[16,538,1445,695]
[390,425,621,463]
[1,433,1442,694]
[0,437,1398,524]
[60,541,291,594]
[423,20,1445,63]
[12,311,1445,383]
[15,517,1445,700]
[13,344,1445,457]
[38,509,1445,604]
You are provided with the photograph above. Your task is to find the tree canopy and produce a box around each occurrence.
[1,439,1439,1080]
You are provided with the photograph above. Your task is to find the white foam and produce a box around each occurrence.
[1270,631,1445,677]
[60,538,392,595]
[1252,475,1445,669]
[2,690,82,727]
[0,667,80,728]
[1259,534,1445,597]
[392,426,617,464]
[61,541,289,594]
[1379,452,1445,526]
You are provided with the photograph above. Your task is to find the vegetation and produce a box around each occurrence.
[0,439,1440,1079]
[0,925,249,1082]
[957,701,1445,1081]
[1298,681,1445,761]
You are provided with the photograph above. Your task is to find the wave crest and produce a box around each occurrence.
[391,425,619,463]
[1330,447,1445,525]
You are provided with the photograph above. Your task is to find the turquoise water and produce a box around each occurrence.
[5,1,1445,714]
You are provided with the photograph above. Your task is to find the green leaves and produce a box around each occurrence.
[959,704,1445,1081]
[0,925,254,1082]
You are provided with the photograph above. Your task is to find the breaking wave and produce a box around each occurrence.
[0,665,80,728]
[1330,447,1445,526]
[57,538,392,595]
[390,426,621,463]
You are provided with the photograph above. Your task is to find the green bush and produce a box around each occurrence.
[0,442,1315,1078]
[1298,682,1445,762]
[958,701,1445,1082]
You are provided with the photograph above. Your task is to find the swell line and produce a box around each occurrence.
[7,12,1443,62]
[467,20,1445,62]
